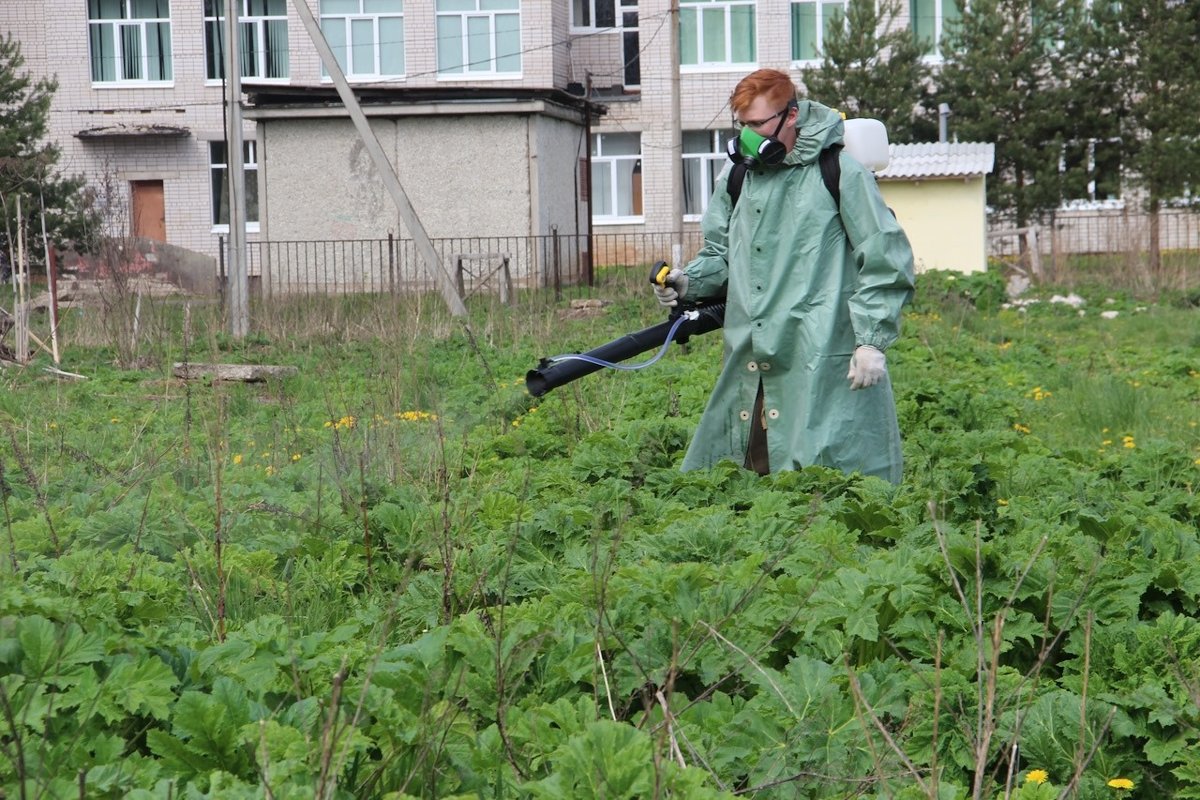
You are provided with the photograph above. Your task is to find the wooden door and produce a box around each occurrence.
[130,180,166,241]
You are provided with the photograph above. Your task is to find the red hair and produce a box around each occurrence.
[730,69,798,115]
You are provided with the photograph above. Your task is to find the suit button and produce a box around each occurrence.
[767,409,780,420]
[739,410,751,420]
[760,362,771,372]
[747,361,758,372]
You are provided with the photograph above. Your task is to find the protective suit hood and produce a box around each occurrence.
[783,99,845,167]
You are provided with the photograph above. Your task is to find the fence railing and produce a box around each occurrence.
[222,231,707,306]
[987,207,1200,290]
[217,208,1200,306]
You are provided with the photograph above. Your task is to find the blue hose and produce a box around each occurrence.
[544,310,697,371]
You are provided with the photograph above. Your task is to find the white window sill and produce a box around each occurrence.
[212,223,262,234]
[205,78,291,87]
[436,72,523,81]
[592,216,645,226]
[91,80,176,89]
[680,63,758,74]
[319,74,406,83]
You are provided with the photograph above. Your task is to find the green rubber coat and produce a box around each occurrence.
[680,100,915,483]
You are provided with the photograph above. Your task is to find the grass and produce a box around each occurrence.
[2,268,1200,798]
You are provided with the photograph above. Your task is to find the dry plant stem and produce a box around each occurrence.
[5,424,59,555]
[1,463,17,573]
[0,680,28,800]
[357,451,373,584]
[435,417,455,625]
[1056,706,1117,800]
[1074,613,1094,782]
[933,630,943,799]
[596,640,617,720]
[845,655,932,797]
[493,471,531,781]
[212,394,228,643]
[315,659,349,800]
[656,690,687,765]
[699,621,797,718]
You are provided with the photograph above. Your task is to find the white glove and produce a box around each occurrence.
[847,345,887,390]
[652,269,688,307]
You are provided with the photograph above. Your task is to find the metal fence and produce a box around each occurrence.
[225,230,707,305]
[987,207,1200,290]
[219,208,1200,305]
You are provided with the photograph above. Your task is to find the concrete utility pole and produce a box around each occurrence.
[224,0,250,338]
[290,0,468,317]
[668,0,684,268]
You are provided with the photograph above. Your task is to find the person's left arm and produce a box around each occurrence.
[836,155,916,351]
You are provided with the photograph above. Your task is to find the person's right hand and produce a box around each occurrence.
[653,269,688,307]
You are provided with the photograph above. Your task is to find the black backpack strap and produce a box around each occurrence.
[820,144,842,212]
[726,161,749,208]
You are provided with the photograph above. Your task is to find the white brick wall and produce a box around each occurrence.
[4,1,850,256]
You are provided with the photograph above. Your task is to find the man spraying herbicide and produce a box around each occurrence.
[653,69,915,482]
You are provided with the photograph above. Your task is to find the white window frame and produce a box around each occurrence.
[591,132,644,225]
[789,0,848,65]
[571,0,626,31]
[683,130,735,220]
[320,0,405,81]
[910,0,962,61]
[436,0,522,79]
[204,0,290,84]
[210,140,261,233]
[679,0,757,73]
[1059,138,1124,211]
[88,0,174,86]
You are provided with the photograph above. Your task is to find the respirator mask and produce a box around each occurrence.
[726,100,797,167]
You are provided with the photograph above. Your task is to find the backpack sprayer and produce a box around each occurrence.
[524,118,890,399]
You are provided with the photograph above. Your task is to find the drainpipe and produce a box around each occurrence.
[938,103,952,143]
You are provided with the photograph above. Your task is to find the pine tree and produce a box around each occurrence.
[0,33,96,264]
[1098,0,1200,279]
[801,0,936,143]
[935,0,1092,226]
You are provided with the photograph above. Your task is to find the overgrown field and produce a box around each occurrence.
[2,270,1199,799]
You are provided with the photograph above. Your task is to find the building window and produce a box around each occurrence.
[572,0,616,28]
[791,0,846,62]
[88,0,173,84]
[591,132,642,222]
[436,0,521,77]
[683,130,735,218]
[320,0,405,80]
[210,141,260,229]
[910,0,961,58]
[204,0,289,82]
[1061,139,1122,209]
[679,0,756,69]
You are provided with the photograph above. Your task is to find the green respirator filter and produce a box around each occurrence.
[737,126,786,165]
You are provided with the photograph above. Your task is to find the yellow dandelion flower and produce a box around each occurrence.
[110,417,120,424]
[291,453,301,462]
[232,454,243,465]
[1107,778,1134,790]
[323,420,333,428]
[998,498,1009,506]
[265,465,275,476]
[1013,423,1031,434]
[48,422,57,429]
[1025,769,1049,785]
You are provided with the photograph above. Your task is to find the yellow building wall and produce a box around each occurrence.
[878,177,988,274]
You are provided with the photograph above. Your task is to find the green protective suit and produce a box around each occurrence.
[680,100,915,483]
